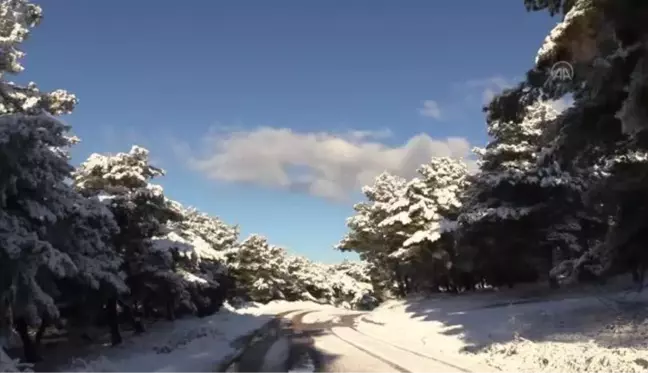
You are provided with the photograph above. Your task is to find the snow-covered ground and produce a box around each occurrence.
[301,313,342,324]
[32,282,648,373]
[356,280,648,373]
[54,303,285,372]
[54,300,349,372]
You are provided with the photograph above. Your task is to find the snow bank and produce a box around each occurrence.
[302,312,342,324]
[246,300,338,315]
[484,337,648,373]
[358,286,648,372]
[62,306,274,372]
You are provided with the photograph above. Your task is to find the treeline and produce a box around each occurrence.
[338,0,648,297]
[0,1,376,369]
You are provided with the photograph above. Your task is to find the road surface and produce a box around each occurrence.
[228,308,481,372]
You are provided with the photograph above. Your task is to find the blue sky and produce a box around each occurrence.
[25,0,558,263]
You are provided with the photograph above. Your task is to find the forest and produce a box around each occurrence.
[339,0,648,298]
[2,0,648,370]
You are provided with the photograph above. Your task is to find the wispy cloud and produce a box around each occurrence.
[176,127,474,202]
[419,99,442,119]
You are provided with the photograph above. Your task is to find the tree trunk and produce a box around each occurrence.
[546,245,559,289]
[106,298,122,346]
[34,316,49,347]
[143,298,153,319]
[165,300,175,321]
[549,276,560,289]
[118,299,144,334]
[404,276,412,294]
[15,318,41,362]
[392,264,407,297]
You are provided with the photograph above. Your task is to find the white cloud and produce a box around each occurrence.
[346,128,393,141]
[419,100,442,119]
[180,127,474,202]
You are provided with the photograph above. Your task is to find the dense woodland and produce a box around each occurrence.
[1,0,648,370]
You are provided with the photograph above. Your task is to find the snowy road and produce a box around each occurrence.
[242,309,480,372]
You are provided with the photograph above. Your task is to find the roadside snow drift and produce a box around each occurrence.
[62,304,274,372]
[357,286,648,373]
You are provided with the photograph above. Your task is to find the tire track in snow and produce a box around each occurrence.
[295,310,475,372]
[345,314,472,373]
[291,311,410,373]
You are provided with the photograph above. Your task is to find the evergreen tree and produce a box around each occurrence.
[456,102,562,286]
[0,0,126,361]
[339,158,469,295]
[225,234,290,303]
[487,0,648,285]
[382,157,470,293]
[337,172,409,295]
[74,146,189,323]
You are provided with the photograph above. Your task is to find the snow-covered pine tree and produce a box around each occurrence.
[324,264,377,309]
[329,260,372,284]
[0,0,126,361]
[337,172,409,295]
[486,0,648,286]
[380,157,470,293]
[338,159,469,296]
[216,232,376,308]
[460,101,558,220]
[225,234,290,303]
[151,204,240,316]
[455,101,573,287]
[178,208,239,256]
[74,146,192,323]
[282,255,328,302]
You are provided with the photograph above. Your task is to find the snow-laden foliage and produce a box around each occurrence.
[0,2,128,354]
[324,264,377,310]
[335,0,648,298]
[454,99,605,287]
[152,205,239,276]
[225,234,290,303]
[172,208,239,257]
[461,101,561,223]
[223,235,377,309]
[328,260,372,284]
[338,157,470,295]
[338,172,407,259]
[337,172,409,294]
[73,145,378,316]
[481,0,648,288]
[74,146,210,318]
[0,113,76,324]
[384,157,469,260]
